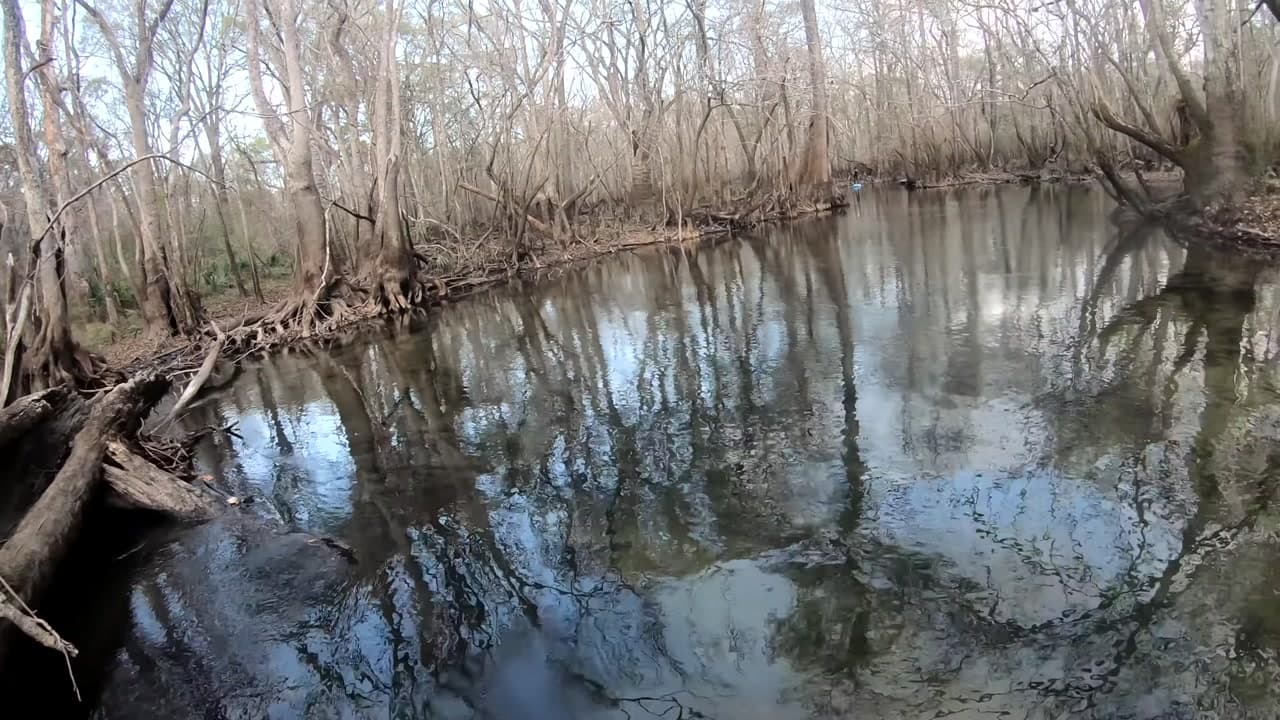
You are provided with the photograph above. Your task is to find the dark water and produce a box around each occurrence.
[67,187,1280,717]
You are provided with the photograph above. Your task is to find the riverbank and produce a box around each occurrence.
[1118,179,1280,256]
[903,167,1099,189]
[889,168,1280,257]
[98,196,847,381]
[1197,185,1280,254]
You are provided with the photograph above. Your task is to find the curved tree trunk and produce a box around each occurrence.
[247,0,350,333]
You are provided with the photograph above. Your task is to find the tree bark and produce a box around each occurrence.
[84,193,121,324]
[0,388,59,449]
[371,0,421,312]
[103,441,219,519]
[2,0,92,392]
[794,0,833,197]
[247,0,344,312]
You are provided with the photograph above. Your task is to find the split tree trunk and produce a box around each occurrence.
[247,0,347,326]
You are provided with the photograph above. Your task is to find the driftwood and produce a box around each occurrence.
[0,388,60,449]
[0,371,167,603]
[103,441,220,519]
[160,323,226,426]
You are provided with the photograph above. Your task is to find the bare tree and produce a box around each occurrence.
[1,0,94,397]
[247,0,352,330]
[794,0,833,197]
[0,0,1274,386]
[75,0,205,336]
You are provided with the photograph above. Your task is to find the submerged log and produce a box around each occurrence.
[0,371,167,603]
[103,441,220,519]
[0,388,62,449]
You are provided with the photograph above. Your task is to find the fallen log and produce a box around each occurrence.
[0,371,167,603]
[103,441,220,519]
[0,393,88,543]
[0,387,61,449]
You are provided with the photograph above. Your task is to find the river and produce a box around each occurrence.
[31,185,1280,718]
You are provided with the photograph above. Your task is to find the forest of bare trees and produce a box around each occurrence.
[2,0,1280,390]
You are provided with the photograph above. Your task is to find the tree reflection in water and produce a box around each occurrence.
[81,186,1280,719]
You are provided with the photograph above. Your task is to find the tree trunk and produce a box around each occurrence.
[28,9,82,384]
[234,191,266,302]
[127,82,193,336]
[277,0,345,302]
[2,0,93,392]
[85,193,121,324]
[75,0,203,337]
[205,123,248,297]
[287,127,335,299]
[371,0,421,312]
[1185,0,1247,206]
[629,118,657,209]
[794,0,833,198]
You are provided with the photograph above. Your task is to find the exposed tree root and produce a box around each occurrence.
[2,302,110,406]
[372,269,426,314]
[1107,189,1280,257]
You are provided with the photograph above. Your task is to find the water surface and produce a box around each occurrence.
[77,187,1280,718]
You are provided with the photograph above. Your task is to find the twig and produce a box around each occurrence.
[0,573,80,700]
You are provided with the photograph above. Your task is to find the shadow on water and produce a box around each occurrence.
[20,185,1280,718]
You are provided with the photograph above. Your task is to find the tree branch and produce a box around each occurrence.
[38,154,226,246]
[1092,100,1184,166]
